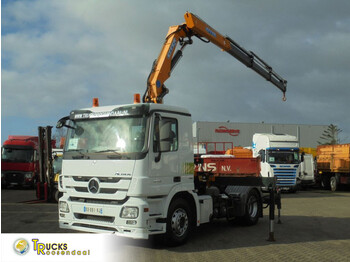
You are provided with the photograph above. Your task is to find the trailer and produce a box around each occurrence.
[317,144,350,191]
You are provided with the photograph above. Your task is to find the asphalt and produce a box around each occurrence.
[2,188,350,261]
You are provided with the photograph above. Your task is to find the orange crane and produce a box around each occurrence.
[143,12,287,104]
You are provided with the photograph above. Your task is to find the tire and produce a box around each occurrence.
[330,176,338,192]
[53,189,62,203]
[239,189,261,226]
[165,198,192,246]
[321,175,330,190]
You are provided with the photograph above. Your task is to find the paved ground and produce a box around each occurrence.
[2,188,350,261]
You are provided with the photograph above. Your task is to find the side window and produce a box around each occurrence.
[258,149,265,163]
[153,117,178,153]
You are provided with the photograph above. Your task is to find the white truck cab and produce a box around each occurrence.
[58,103,264,245]
[252,133,300,191]
[58,103,196,239]
[299,153,315,187]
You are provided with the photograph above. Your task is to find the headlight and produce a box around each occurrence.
[24,172,33,179]
[59,201,70,213]
[120,207,139,219]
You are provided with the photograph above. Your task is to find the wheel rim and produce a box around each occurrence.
[171,208,189,237]
[330,177,336,190]
[247,195,258,218]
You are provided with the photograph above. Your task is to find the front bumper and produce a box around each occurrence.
[59,195,165,239]
[3,172,34,187]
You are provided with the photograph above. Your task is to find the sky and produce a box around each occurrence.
[2,0,350,144]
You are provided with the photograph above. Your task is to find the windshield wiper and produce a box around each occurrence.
[93,149,122,154]
[93,150,131,160]
[67,149,90,159]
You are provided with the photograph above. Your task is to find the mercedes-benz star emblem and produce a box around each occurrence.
[88,178,100,194]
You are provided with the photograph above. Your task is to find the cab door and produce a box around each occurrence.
[148,113,179,195]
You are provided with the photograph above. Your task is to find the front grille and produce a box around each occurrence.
[100,188,117,194]
[73,176,120,183]
[5,172,25,184]
[70,197,129,205]
[273,167,297,187]
[75,187,89,193]
[65,175,130,199]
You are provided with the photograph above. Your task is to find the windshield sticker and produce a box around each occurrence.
[269,157,275,162]
[68,138,79,150]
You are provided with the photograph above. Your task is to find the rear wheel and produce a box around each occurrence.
[165,198,191,246]
[330,176,338,192]
[238,189,261,226]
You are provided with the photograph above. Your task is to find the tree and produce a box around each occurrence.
[318,124,342,145]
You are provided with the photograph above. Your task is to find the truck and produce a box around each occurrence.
[317,144,350,192]
[2,136,39,188]
[252,133,300,192]
[57,12,287,245]
[299,148,316,188]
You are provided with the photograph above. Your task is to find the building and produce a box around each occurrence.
[193,121,328,149]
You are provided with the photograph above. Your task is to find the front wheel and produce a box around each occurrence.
[321,175,330,189]
[53,188,63,203]
[165,198,192,246]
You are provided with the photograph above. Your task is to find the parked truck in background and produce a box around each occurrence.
[299,153,315,188]
[299,148,316,188]
[1,136,39,188]
[57,12,287,245]
[317,144,350,191]
[252,133,300,192]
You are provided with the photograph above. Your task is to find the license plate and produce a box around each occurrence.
[280,187,290,191]
[83,206,103,215]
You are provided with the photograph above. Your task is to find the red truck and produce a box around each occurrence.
[2,136,39,188]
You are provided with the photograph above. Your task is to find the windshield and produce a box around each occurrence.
[2,147,34,163]
[267,150,299,164]
[64,116,149,160]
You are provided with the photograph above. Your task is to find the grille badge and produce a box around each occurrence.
[88,178,100,194]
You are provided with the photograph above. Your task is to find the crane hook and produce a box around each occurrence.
[282,92,287,102]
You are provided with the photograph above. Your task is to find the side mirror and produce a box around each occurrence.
[56,116,69,129]
[259,149,266,163]
[301,152,305,162]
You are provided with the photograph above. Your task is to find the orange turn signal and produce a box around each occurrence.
[134,93,141,104]
[93,97,99,107]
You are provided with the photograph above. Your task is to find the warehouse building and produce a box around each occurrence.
[193,121,328,149]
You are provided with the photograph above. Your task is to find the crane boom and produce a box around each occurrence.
[143,12,287,104]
